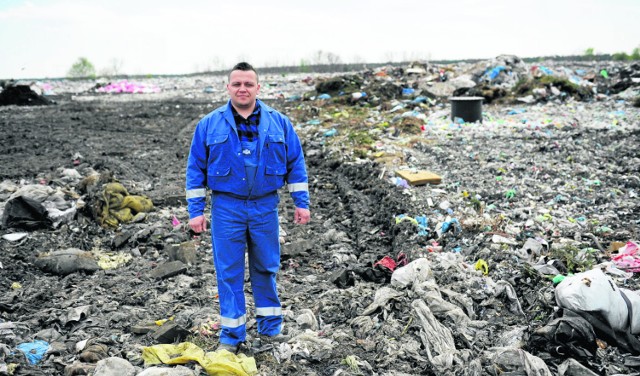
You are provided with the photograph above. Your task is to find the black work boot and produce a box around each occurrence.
[217,342,238,354]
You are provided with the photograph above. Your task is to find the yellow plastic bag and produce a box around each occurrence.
[122,195,154,213]
[98,182,154,227]
[475,259,489,275]
[142,342,257,376]
[202,350,258,376]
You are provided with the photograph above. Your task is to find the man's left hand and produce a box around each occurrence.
[294,207,311,225]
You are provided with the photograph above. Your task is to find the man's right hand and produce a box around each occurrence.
[189,215,207,233]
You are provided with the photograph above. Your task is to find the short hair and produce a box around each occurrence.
[229,62,259,83]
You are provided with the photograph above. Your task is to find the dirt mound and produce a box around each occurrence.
[0,84,52,106]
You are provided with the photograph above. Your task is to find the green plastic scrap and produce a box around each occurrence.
[341,355,360,373]
[395,214,418,226]
[552,274,565,285]
[584,178,602,186]
[504,189,516,199]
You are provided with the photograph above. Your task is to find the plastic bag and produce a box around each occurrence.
[142,342,257,376]
[17,340,50,365]
[555,268,640,334]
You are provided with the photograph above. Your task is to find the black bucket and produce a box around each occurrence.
[450,96,483,123]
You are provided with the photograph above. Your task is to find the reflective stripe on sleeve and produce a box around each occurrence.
[220,315,246,328]
[287,183,308,193]
[256,307,282,317]
[186,188,206,199]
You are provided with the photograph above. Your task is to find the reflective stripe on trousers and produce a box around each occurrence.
[211,192,283,345]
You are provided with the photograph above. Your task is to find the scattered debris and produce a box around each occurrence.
[0,56,638,375]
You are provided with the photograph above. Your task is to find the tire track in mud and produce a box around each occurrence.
[271,148,423,374]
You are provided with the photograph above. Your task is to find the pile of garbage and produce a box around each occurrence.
[0,55,639,375]
[305,55,640,106]
[95,80,161,94]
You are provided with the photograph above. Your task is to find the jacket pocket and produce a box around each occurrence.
[211,165,230,177]
[265,133,286,175]
[206,133,231,170]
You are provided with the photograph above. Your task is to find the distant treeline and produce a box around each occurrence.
[17,53,636,82]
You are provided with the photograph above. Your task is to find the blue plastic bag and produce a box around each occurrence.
[17,340,50,365]
[441,218,461,235]
[324,128,337,137]
[415,216,429,236]
[539,66,553,75]
[484,66,506,80]
[402,88,415,96]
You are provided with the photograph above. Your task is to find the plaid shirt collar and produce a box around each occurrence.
[231,102,261,142]
[230,102,261,126]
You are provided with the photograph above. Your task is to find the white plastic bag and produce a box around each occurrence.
[555,268,640,334]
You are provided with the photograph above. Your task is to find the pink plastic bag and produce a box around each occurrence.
[611,241,640,272]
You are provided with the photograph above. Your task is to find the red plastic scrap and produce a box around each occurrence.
[374,256,397,271]
[374,253,409,272]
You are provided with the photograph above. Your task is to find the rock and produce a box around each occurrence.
[64,362,96,376]
[112,231,135,249]
[79,343,109,363]
[93,357,136,376]
[34,248,100,275]
[151,322,190,344]
[149,261,187,279]
[166,241,198,265]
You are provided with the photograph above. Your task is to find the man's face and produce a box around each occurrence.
[227,70,260,110]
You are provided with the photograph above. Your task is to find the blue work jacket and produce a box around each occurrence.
[185,99,310,219]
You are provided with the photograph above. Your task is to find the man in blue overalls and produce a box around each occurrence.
[185,62,311,353]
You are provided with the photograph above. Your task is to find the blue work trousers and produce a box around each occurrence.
[211,192,282,346]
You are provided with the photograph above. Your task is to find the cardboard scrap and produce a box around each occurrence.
[395,170,442,185]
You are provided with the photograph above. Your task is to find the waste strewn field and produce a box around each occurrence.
[1,56,639,375]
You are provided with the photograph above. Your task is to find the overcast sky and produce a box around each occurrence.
[1,0,638,79]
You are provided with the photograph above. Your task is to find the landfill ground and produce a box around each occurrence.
[1,57,640,375]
